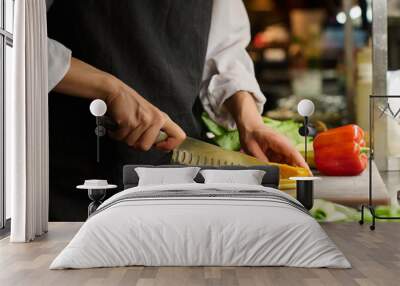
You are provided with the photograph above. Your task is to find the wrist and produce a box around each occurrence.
[227,91,264,133]
[98,73,123,103]
[236,114,264,135]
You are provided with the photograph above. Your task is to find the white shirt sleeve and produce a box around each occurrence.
[199,0,266,130]
[47,38,71,92]
[47,0,71,92]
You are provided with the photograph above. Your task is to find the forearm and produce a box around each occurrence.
[53,57,117,101]
[224,91,264,132]
[52,57,185,150]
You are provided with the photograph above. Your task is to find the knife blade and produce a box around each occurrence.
[101,117,263,166]
[171,136,265,166]
[170,136,310,190]
[100,116,308,189]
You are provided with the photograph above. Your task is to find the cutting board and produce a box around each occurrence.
[283,162,390,206]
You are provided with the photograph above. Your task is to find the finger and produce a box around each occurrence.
[155,117,186,151]
[135,124,162,151]
[155,138,179,151]
[267,152,284,163]
[244,140,269,163]
[268,137,309,169]
[125,125,148,148]
[287,148,310,171]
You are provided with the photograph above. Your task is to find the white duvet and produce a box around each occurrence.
[50,183,350,269]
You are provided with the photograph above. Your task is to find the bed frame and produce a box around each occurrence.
[123,165,280,189]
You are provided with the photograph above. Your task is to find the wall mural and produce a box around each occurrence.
[45,0,399,231]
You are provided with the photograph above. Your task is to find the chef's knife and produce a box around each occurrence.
[100,117,307,189]
[98,115,264,166]
[90,100,308,189]
[90,99,266,167]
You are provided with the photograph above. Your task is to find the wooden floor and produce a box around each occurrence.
[1,222,400,286]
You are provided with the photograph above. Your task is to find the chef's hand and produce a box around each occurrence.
[105,80,186,151]
[53,57,186,151]
[225,91,310,171]
[239,123,309,169]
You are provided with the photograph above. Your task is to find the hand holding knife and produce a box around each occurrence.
[90,99,168,162]
[89,99,310,190]
[89,98,272,167]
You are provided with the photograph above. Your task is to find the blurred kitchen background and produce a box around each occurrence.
[243,0,375,129]
[239,0,400,219]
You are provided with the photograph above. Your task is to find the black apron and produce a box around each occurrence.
[47,0,213,221]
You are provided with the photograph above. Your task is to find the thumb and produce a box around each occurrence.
[155,117,186,151]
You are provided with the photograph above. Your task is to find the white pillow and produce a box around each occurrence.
[135,167,200,186]
[200,169,266,185]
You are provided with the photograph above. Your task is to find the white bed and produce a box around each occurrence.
[50,183,351,269]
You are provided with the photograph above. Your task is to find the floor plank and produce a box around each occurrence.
[0,222,399,286]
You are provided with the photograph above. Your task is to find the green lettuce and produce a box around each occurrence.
[310,199,400,222]
[201,112,312,151]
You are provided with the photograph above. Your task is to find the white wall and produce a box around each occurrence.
[5,46,13,219]
[5,0,14,220]
[6,0,14,33]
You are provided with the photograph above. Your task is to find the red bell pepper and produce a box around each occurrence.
[313,125,367,176]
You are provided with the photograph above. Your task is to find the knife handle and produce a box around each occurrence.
[156,130,168,143]
[98,116,168,144]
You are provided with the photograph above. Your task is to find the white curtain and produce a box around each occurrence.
[8,0,49,242]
